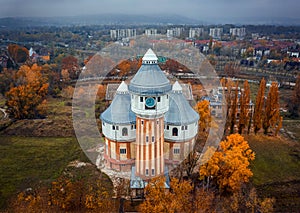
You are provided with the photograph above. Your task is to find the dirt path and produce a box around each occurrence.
[0,108,7,119]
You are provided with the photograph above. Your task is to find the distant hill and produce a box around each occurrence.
[1,14,299,29]
[0,14,202,29]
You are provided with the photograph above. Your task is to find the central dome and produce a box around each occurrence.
[128,49,172,95]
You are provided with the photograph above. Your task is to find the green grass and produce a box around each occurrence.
[246,134,300,211]
[247,135,300,185]
[0,136,87,209]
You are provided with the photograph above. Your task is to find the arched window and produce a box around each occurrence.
[122,127,128,136]
[172,127,178,136]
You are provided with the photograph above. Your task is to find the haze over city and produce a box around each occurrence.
[1,0,300,24]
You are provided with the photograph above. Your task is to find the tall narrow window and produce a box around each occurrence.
[122,127,128,136]
[157,97,161,102]
[146,136,149,143]
[174,148,180,154]
[140,97,143,102]
[151,169,155,175]
[146,169,149,176]
[172,127,178,136]
[152,136,155,142]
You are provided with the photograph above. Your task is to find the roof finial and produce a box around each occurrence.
[172,81,182,92]
[142,48,158,64]
[116,81,128,94]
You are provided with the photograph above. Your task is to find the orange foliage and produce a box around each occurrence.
[140,176,193,213]
[194,100,211,133]
[6,64,48,119]
[8,44,29,63]
[263,82,280,135]
[253,78,266,134]
[61,55,79,79]
[200,134,255,192]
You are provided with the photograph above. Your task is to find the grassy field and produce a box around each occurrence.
[246,134,300,211]
[0,136,88,209]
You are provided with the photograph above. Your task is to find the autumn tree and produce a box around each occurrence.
[238,80,251,134]
[262,82,280,135]
[253,78,266,134]
[220,187,275,213]
[229,82,239,134]
[0,68,16,95]
[224,62,240,78]
[200,134,255,192]
[140,176,193,213]
[6,64,48,119]
[61,55,80,80]
[220,78,236,135]
[288,75,300,117]
[194,100,211,133]
[8,44,29,63]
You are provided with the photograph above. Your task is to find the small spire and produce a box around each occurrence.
[142,48,158,64]
[172,81,182,92]
[116,81,128,94]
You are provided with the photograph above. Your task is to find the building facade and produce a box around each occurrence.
[189,28,204,38]
[167,28,184,38]
[209,28,223,39]
[100,49,199,179]
[230,28,246,37]
[145,29,158,36]
[110,29,137,40]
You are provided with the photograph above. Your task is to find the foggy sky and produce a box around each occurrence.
[0,0,299,21]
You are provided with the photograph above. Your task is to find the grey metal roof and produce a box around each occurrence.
[130,166,170,189]
[165,91,199,125]
[100,82,136,124]
[107,82,193,101]
[128,64,172,95]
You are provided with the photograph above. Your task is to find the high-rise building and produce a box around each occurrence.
[145,29,157,36]
[189,28,204,38]
[230,28,246,37]
[110,29,137,40]
[209,28,223,39]
[167,27,184,38]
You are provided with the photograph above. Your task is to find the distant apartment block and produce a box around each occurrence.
[230,28,246,37]
[167,27,184,38]
[189,28,204,38]
[209,28,223,39]
[145,29,157,36]
[110,29,137,40]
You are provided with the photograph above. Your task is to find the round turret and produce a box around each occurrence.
[164,81,199,141]
[100,81,136,141]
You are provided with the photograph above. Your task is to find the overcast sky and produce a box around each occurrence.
[0,0,299,20]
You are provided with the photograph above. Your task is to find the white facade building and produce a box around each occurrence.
[110,29,137,40]
[145,29,157,36]
[167,27,184,38]
[189,28,204,38]
[209,28,223,39]
[230,28,246,37]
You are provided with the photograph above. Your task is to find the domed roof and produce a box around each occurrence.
[100,81,136,124]
[165,82,199,125]
[128,49,171,95]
